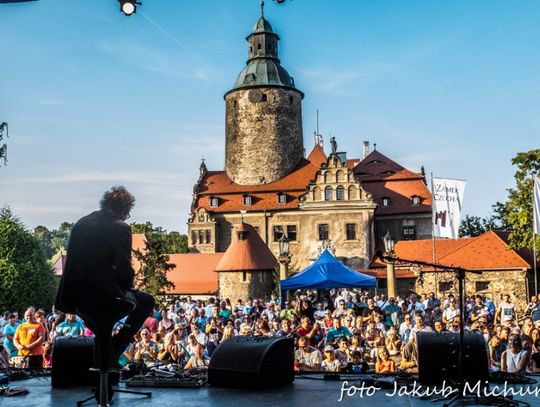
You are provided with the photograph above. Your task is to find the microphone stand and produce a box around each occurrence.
[376,252,501,407]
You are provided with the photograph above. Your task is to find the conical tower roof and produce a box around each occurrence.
[215,222,277,271]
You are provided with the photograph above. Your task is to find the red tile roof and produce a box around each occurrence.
[164,253,223,295]
[195,159,320,213]
[352,150,432,215]
[371,231,531,271]
[215,223,278,271]
[307,144,327,167]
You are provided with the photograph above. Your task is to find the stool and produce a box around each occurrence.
[75,296,151,406]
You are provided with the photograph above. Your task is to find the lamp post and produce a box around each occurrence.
[278,234,291,281]
[383,231,397,298]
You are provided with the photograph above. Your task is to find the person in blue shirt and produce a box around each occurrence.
[326,317,351,344]
[55,313,85,337]
[2,314,19,357]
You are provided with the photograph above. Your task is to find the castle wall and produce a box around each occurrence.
[225,87,303,185]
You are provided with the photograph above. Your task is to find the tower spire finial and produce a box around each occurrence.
[260,0,264,17]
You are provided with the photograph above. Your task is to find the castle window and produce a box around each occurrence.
[439,282,453,292]
[243,195,252,206]
[403,226,416,240]
[412,195,421,206]
[324,187,332,201]
[210,196,219,208]
[336,186,345,201]
[346,223,357,240]
[273,225,284,241]
[277,193,287,204]
[287,225,297,241]
[258,43,261,50]
[261,93,267,102]
[289,96,293,104]
[475,281,490,292]
[191,230,197,244]
[382,197,391,207]
[313,186,322,201]
[242,271,247,282]
[348,186,356,200]
[250,46,253,53]
[318,224,329,241]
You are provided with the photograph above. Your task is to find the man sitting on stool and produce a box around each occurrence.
[55,186,155,363]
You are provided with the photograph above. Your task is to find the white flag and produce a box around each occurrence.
[534,176,540,235]
[432,177,466,239]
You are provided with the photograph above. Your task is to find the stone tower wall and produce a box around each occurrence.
[225,87,303,185]
[218,270,275,303]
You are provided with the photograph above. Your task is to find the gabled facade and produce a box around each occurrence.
[352,148,432,245]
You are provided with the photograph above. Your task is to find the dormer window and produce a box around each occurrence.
[369,159,381,164]
[243,195,252,206]
[382,197,391,207]
[412,195,421,206]
[277,193,287,204]
[210,196,219,208]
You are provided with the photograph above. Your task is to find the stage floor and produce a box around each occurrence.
[1,374,539,407]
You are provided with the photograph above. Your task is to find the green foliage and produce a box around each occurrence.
[0,207,58,313]
[33,222,73,261]
[459,215,491,237]
[130,221,187,254]
[132,237,176,298]
[503,149,540,250]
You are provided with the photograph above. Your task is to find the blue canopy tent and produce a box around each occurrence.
[280,249,376,303]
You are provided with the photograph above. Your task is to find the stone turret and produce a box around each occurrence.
[224,11,304,185]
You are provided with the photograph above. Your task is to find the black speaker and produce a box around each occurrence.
[208,336,294,389]
[51,336,119,388]
[417,331,489,385]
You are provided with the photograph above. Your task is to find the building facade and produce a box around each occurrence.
[187,12,432,277]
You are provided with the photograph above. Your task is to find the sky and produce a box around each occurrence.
[1,0,539,234]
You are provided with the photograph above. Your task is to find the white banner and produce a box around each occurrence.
[534,176,540,235]
[432,177,466,239]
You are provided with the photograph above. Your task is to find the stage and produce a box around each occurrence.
[2,374,540,407]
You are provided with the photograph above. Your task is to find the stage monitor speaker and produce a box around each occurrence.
[51,336,119,388]
[208,336,294,389]
[417,331,489,385]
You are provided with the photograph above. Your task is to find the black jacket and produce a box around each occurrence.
[55,209,135,314]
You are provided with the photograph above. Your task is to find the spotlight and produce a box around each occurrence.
[119,0,141,16]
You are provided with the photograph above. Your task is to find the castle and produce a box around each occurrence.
[187,10,432,283]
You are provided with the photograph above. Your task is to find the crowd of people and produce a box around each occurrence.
[2,290,540,375]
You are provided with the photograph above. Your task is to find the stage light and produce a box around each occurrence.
[119,0,140,16]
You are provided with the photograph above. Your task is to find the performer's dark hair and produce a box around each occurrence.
[100,186,135,219]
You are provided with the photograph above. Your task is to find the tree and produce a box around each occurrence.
[33,221,73,262]
[500,149,540,250]
[0,208,58,313]
[459,215,490,237]
[132,237,176,299]
[130,222,188,254]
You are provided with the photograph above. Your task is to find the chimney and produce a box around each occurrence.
[362,141,370,159]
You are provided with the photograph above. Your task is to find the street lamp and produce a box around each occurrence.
[382,231,397,298]
[119,0,141,16]
[278,234,291,281]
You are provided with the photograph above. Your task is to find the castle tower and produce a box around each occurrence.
[224,9,304,185]
[215,222,277,302]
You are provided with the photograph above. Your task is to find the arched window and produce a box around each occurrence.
[324,171,332,183]
[313,186,322,201]
[324,187,333,201]
[335,170,345,183]
[336,186,345,201]
[348,186,356,200]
